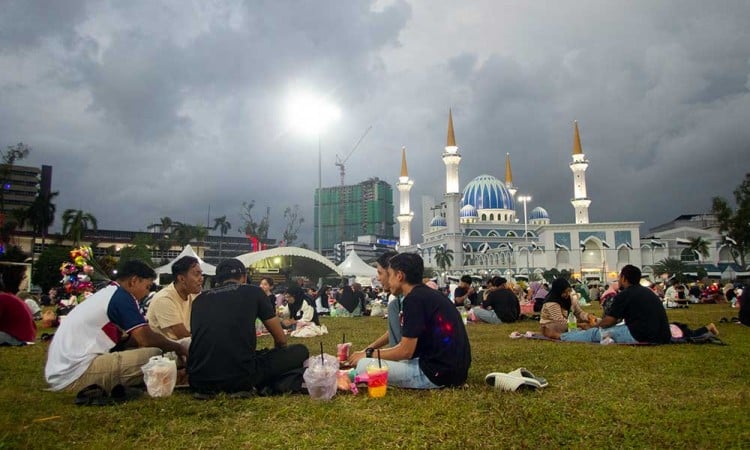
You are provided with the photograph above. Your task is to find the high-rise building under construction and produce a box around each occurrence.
[314,177,395,257]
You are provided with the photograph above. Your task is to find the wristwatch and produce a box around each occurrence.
[365,347,375,358]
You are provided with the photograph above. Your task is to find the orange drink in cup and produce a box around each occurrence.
[366,365,389,398]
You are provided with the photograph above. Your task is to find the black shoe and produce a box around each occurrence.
[192,391,216,401]
[75,384,112,406]
[109,384,144,403]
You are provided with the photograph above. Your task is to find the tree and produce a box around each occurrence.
[171,222,194,247]
[712,173,750,267]
[687,236,710,262]
[148,216,174,234]
[26,190,59,255]
[434,246,454,272]
[119,244,153,267]
[0,142,31,215]
[240,201,270,240]
[62,209,98,245]
[542,268,561,284]
[282,205,304,246]
[32,245,71,291]
[652,257,690,283]
[192,223,209,254]
[212,215,231,258]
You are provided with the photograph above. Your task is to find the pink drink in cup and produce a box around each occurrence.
[337,342,351,363]
[366,365,389,398]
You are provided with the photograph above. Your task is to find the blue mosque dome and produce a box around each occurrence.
[529,207,549,220]
[460,204,478,218]
[462,174,515,211]
[429,216,447,227]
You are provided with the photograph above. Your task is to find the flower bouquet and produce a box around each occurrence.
[59,246,109,304]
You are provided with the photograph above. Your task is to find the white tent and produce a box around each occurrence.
[337,250,377,278]
[155,244,216,276]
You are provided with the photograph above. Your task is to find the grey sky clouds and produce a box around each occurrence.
[1,0,748,246]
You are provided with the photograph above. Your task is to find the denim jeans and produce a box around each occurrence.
[471,307,502,324]
[561,322,637,343]
[355,357,439,389]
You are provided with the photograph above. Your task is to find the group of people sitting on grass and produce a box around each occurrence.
[22,252,747,401]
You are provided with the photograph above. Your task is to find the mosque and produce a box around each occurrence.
[395,111,645,283]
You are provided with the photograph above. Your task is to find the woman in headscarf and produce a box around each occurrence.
[281,285,319,329]
[600,281,619,317]
[315,285,331,315]
[540,278,597,337]
[527,281,549,313]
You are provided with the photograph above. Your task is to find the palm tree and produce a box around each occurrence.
[26,191,58,254]
[192,223,209,254]
[62,209,98,245]
[652,257,690,283]
[212,215,231,258]
[687,236,710,262]
[171,222,193,247]
[434,246,454,272]
[147,216,173,234]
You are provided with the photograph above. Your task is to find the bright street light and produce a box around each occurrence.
[286,89,340,255]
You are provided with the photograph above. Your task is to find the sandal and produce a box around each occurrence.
[484,372,542,391]
[74,384,112,406]
[507,367,549,388]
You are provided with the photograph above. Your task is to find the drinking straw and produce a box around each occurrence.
[320,342,324,364]
[377,349,382,368]
[342,333,346,344]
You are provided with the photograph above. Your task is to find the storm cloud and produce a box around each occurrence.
[1,0,748,245]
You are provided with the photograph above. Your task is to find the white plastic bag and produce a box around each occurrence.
[141,355,177,398]
[303,353,339,401]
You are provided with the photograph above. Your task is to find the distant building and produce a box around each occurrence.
[314,178,396,257]
[0,163,52,217]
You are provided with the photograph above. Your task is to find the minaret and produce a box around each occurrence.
[442,109,463,268]
[569,120,591,224]
[504,153,517,197]
[396,147,414,246]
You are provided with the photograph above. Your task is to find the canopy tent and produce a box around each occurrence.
[155,244,216,276]
[337,250,377,277]
[235,246,342,280]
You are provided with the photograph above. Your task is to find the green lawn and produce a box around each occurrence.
[1,304,748,449]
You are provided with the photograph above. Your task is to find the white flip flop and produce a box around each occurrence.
[484,372,542,391]
[507,367,549,388]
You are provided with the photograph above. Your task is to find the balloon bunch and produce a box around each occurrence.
[59,246,96,302]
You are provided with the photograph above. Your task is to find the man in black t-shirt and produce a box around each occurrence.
[188,259,309,396]
[453,275,478,308]
[349,253,471,388]
[558,265,671,344]
[472,276,519,324]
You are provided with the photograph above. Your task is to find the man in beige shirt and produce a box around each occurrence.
[147,256,203,339]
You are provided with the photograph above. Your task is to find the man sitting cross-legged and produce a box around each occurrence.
[348,253,471,389]
[187,258,309,396]
[45,260,188,394]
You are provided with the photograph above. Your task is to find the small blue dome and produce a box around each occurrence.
[462,174,515,211]
[429,216,447,227]
[460,204,478,218]
[529,207,549,220]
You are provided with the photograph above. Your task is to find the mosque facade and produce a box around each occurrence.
[398,112,646,283]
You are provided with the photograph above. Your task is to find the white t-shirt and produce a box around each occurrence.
[45,284,148,391]
[146,283,193,339]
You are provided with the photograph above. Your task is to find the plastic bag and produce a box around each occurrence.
[303,353,339,401]
[141,355,177,398]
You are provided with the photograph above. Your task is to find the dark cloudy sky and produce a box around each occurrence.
[2,0,749,246]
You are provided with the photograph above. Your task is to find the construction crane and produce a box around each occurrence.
[335,125,372,186]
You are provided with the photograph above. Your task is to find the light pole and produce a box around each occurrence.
[286,90,340,255]
[518,195,532,275]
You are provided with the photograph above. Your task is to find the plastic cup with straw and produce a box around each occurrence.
[367,349,388,398]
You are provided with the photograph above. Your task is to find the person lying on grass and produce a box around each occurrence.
[543,265,671,344]
[45,260,188,395]
[347,253,471,389]
[540,278,598,338]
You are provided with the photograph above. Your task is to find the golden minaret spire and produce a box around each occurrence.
[447,109,456,147]
[573,120,583,155]
[505,152,513,184]
[400,146,409,177]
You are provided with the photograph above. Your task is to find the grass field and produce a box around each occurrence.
[1,303,748,449]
